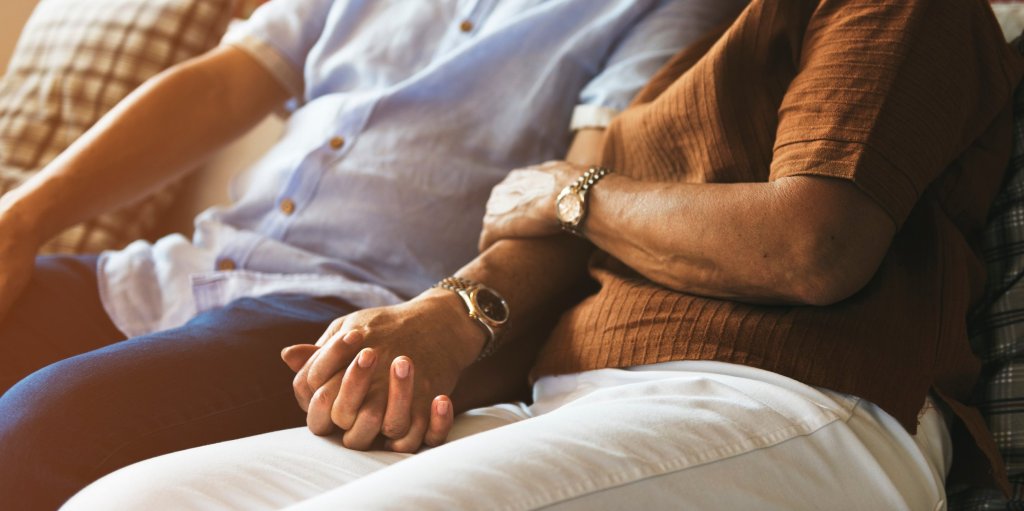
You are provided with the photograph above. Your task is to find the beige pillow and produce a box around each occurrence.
[0,0,234,254]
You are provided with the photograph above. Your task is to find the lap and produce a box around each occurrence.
[0,288,355,509]
[0,254,124,393]
[65,362,951,511]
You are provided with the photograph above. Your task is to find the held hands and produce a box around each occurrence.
[281,290,485,452]
[479,160,585,251]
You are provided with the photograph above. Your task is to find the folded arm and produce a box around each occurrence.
[582,174,896,306]
[484,166,896,307]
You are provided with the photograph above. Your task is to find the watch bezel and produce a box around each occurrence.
[433,276,510,360]
[468,286,509,327]
[556,185,585,227]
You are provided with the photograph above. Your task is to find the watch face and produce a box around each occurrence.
[556,191,584,224]
[473,288,509,324]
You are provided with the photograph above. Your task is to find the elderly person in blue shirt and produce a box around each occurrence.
[0,0,747,508]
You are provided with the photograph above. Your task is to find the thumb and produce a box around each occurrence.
[281,344,319,372]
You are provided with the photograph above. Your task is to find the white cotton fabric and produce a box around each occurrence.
[63,361,951,511]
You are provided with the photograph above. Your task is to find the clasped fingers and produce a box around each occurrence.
[285,328,365,411]
[306,352,455,453]
[307,329,364,389]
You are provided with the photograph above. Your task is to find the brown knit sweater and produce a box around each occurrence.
[530,0,1024,493]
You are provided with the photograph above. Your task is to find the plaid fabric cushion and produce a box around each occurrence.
[950,34,1024,511]
[0,0,234,254]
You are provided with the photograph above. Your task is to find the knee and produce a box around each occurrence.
[63,439,283,510]
[0,360,116,508]
[62,461,181,511]
[0,357,115,457]
[1,361,77,436]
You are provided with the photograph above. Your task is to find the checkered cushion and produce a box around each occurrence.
[949,34,1024,511]
[0,0,234,254]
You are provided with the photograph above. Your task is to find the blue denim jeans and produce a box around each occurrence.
[0,256,354,510]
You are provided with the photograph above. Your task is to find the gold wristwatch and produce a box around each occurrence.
[433,276,510,360]
[555,166,613,236]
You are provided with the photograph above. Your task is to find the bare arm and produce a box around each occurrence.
[287,130,603,450]
[0,45,289,320]
[0,45,290,245]
[482,162,897,307]
[581,175,895,306]
[446,129,604,361]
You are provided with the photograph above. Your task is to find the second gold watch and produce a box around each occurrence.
[555,166,613,236]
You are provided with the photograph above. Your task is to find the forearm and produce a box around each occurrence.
[419,129,604,364]
[0,46,288,244]
[457,125,602,335]
[583,174,895,305]
[441,236,592,410]
[460,235,591,325]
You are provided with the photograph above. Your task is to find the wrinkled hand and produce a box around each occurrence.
[281,292,483,452]
[479,160,584,251]
[0,210,40,322]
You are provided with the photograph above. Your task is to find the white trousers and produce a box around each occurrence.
[63,361,952,511]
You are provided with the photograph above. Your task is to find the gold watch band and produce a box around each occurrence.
[433,276,509,360]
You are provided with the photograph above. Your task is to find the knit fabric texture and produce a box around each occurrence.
[531,0,1024,495]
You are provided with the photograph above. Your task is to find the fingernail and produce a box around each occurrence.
[436,399,450,416]
[357,348,375,368]
[394,358,410,379]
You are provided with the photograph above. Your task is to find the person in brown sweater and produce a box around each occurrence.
[64,0,1024,509]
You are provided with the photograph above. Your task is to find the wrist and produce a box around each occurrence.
[416,287,490,368]
[579,172,638,246]
[555,165,614,237]
[0,192,47,249]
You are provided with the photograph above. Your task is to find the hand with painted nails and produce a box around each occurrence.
[281,288,487,453]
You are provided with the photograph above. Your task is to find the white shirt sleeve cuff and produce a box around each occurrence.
[570,104,619,131]
[222,34,305,103]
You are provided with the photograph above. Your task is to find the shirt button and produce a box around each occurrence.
[216,258,237,271]
[279,198,296,215]
[329,136,345,150]
[459,20,474,32]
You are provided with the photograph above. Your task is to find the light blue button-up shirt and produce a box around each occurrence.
[98,0,743,338]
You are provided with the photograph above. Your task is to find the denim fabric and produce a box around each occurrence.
[0,256,354,510]
[0,255,123,394]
